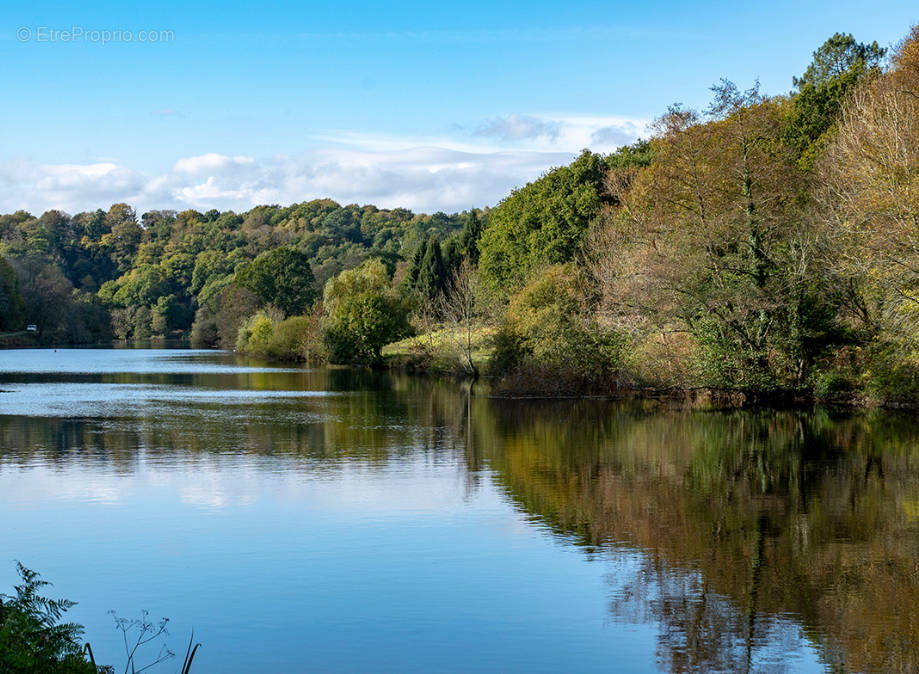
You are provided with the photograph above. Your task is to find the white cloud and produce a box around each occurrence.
[0,160,147,211]
[548,114,650,151]
[591,121,647,146]
[172,153,256,174]
[0,113,650,216]
[475,114,562,141]
[462,113,650,152]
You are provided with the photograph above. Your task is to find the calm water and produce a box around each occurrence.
[1,349,918,672]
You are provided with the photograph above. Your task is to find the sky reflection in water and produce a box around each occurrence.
[3,348,911,672]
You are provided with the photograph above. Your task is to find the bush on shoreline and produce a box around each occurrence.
[235,307,325,364]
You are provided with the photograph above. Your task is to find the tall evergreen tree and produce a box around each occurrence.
[404,237,429,291]
[418,235,447,301]
[460,210,484,264]
[786,33,887,168]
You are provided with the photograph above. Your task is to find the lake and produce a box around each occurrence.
[1,348,917,672]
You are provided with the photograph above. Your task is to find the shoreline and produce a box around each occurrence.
[1,341,914,411]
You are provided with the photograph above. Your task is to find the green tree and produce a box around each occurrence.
[322,259,411,364]
[132,305,153,341]
[786,33,886,168]
[458,210,484,265]
[101,203,142,274]
[0,254,25,331]
[490,264,621,392]
[478,150,608,292]
[151,294,189,335]
[190,250,234,295]
[417,234,447,301]
[793,32,886,90]
[403,237,429,291]
[235,246,317,317]
[236,312,275,353]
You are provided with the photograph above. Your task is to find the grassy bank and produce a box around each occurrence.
[382,327,917,409]
[382,326,495,374]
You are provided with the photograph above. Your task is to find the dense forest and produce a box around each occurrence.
[3,25,919,404]
[0,200,472,348]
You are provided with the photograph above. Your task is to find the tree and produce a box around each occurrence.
[596,81,836,391]
[792,32,886,90]
[402,237,428,292]
[478,150,608,292]
[235,246,317,317]
[213,285,261,348]
[190,250,234,295]
[0,254,25,331]
[11,256,78,339]
[817,25,919,365]
[101,204,142,274]
[151,294,189,336]
[437,258,484,377]
[458,210,484,265]
[322,259,411,364]
[489,264,622,393]
[236,311,275,353]
[786,33,887,168]
[417,234,447,301]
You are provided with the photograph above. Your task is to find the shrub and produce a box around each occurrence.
[0,563,97,673]
[236,312,274,353]
[489,265,623,393]
[234,308,326,363]
[322,259,412,365]
[189,308,219,348]
[864,344,919,403]
[812,370,855,400]
[266,312,325,363]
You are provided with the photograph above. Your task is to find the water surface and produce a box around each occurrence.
[1,348,917,672]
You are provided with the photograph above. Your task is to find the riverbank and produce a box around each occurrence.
[2,340,913,410]
[381,327,494,375]
[381,332,907,409]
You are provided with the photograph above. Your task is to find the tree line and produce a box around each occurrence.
[0,200,472,348]
[3,25,919,403]
[478,26,919,403]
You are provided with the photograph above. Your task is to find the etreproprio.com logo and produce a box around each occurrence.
[16,26,175,45]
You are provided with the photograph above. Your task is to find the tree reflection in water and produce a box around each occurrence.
[2,368,918,671]
[471,399,919,672]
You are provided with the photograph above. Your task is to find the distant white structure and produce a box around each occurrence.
[26,325,38,332]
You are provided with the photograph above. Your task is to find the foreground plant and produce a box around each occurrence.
[0,562,97,673]
[0,563,200,674]
[109,610,200,674]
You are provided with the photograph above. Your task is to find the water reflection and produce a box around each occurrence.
[1,349,917,671]
[469,401,919,672]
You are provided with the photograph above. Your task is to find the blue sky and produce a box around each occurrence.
[0,1,916,215]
